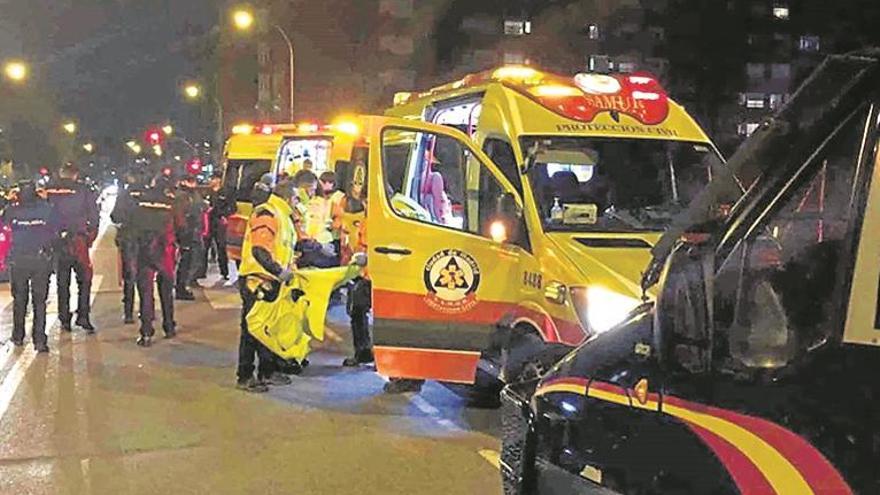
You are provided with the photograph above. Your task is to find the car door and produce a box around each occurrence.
[363,116,528,384]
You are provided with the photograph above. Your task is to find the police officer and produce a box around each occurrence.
[129,173,179,347]
[3,181,59,352]
[198,173,232,280]
[45,163,99,333]
[236,175,298,392]
[111,170,146,324]
[174,173,204,300]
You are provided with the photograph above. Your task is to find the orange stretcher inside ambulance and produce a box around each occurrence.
[373,66,727,385]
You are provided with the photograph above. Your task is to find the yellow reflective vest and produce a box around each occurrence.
[238,194,297,281]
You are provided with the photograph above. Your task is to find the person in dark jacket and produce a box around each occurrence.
[128,173,180,347]
[173,174,205,300]
[44,163,99,333]
[197,173,233,280]
[4,181,60,352]
[111,170,147,324]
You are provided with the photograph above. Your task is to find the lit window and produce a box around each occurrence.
[588,54,610,72]
[738,122,761,136]
[772,5,789,19]
[746,93,765,108]
[504,20,530,36]
[769,93,784,109]
[588,24,600,40]
[618,62,636,73]
[799,35,820,52]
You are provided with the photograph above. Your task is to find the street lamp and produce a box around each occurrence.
[82,143,95,153]
[3,60,28,83]
[63,122,77,134]
[232,6,295,121]
[184,83,201,99]
[162,125,174,136]
[232,9,255,30]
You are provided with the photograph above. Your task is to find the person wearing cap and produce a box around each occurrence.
[236,176,299,392]
[128,173,181,347]
[196,172,233,280]
[3,181,60,353]
[44,163,99,334]
[111,169,148,324]
[173,174,205,301]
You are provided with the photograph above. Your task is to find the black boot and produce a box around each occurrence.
[136,335,152,347]
[236,376,269,393]
[60,319,72,332]
[176,288,195,301]
[75,316,96,334]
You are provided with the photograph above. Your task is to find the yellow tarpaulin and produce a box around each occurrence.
[246,264,362,362]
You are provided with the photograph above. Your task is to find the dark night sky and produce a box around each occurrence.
[1,0,220,145]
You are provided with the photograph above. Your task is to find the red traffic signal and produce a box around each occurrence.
[186,158,203,175]
[146,129,163,146]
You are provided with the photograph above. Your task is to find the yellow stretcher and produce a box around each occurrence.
[246,263,363,362]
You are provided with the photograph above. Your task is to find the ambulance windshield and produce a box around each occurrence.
[523,136,721,233]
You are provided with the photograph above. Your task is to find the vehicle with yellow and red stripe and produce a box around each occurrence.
[500,53,880,494]
[377,66,724,387]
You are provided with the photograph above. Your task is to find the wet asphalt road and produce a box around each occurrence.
[0,200,503,495]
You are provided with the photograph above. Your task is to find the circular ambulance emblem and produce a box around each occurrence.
[423,249,481,314]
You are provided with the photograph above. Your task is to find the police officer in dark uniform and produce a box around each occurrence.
[197,172,232,280]
[129,173,180,347]
[111,170,146,324]
[45,163,99,334]
[173,173,204,301]
[3,181,59,352]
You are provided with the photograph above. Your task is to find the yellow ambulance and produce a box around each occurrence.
[364,66,726,385]
[221,124,285,261]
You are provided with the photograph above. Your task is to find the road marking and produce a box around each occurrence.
[79,458,92,494]
[0,348,36,421]
[479,449,501,470]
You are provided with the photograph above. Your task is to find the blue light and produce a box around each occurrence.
[561,400,578,414]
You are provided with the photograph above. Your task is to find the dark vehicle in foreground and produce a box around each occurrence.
[501,52,880,494]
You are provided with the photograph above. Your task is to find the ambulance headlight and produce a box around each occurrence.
[570,286,640,334]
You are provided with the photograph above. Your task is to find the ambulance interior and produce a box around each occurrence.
[524,137,718,232]
[419,97,721,234]
[275,137,333,177]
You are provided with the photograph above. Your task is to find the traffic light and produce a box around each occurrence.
[186,158,202,175]
[146,129,163,146]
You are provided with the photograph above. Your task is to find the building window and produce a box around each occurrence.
[769,93,784,109]
[618,62,637,73]
[503,52,527,64]
[746,62,766,80]
[746,93,766,108]
[504,20,531,36]
[738,122,761,136]
[771,63,791,79]
[772,4,790,19]
[799,35,821,52]
[588,54,610,72]
[587,24,600,40]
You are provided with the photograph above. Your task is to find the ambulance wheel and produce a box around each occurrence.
[502,326,569,384]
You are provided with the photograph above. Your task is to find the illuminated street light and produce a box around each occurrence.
[130,144,142,154]
[63,122,77,134]
[153,144,163,157]
[3,60,28,82]
[162,125,174,136]
[82,143,95,153]
[232,8,255,31]
[184,84,201,99]
[126,140,137,149]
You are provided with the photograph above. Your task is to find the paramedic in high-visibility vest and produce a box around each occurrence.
[235,175,298,393]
